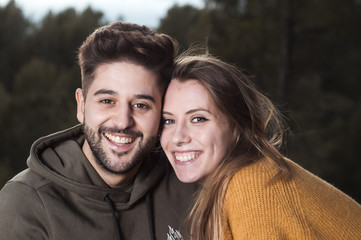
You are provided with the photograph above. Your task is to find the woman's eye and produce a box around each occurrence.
[192,117,208,123]
[163,119,174,125]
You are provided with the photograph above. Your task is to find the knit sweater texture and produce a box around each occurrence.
[223,158,361,239]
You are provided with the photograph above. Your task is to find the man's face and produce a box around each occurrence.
[76,62,162,177]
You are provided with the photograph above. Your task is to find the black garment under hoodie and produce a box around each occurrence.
[0,125,197,240]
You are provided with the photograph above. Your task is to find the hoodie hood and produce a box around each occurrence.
[27,124,166,208]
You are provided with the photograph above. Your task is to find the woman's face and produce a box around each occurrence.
[161,79,234,183]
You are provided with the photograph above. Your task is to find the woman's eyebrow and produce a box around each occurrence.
[186,108,211,115]
[162,108,211,116]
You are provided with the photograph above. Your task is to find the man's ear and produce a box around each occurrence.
[75,88,85,124]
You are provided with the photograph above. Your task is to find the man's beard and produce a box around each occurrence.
[83,124,157,175]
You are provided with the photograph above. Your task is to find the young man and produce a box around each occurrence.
[0,21,196,240]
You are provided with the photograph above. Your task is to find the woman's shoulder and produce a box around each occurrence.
[227,156,357,200]
[224,157,361,239]
[225,156,323,211]
[225,157,293,209]
[228,157,281,189]
[224,158,313,238]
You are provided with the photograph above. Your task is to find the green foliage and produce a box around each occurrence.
[159,4,206,50]
[0,83,10,116]
[0,0,31,91]
[1,59,78,171]
[29,7,105,67]
[0,157,13,187]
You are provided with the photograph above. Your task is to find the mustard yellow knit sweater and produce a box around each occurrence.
[223,158,361,239]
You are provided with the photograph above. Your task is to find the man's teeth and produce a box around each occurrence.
[175,153,199,162]
[104,133,134,144]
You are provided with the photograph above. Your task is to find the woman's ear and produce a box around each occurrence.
[75,88,85,124]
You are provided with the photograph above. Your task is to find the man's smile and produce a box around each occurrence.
[104,132,136,145]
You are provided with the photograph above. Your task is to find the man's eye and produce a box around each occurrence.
[134,103,149,109]
[191,117,208,123]
[101,99,114,104]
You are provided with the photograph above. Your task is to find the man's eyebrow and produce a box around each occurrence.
[135,94,155,103]
[93,91,155,103]
[94,89,117,96]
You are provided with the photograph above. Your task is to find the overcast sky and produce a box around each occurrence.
[0,0,204,28]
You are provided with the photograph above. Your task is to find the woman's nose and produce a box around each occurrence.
[171,123,191,147]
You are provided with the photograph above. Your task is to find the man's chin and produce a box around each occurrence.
[104,161,142,176]
[97,151,143,175]
[91,134,157,175]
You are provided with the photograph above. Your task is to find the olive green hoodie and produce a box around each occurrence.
[0,125,197,240]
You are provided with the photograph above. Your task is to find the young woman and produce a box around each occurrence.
[160,52,361,240]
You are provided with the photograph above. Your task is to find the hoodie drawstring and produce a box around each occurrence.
[104,193,156,240]
[104,195,122,240]
[146,193,156,240]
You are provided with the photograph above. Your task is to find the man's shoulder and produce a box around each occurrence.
[0,169,54,239]
[0,170,47,214]
[3,168,52,192]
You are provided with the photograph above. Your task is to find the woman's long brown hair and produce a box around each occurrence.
[171,52,290,240]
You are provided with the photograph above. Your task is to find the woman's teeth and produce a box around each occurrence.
[175,152,199,162]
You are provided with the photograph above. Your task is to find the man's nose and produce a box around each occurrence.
[112,105,134,129]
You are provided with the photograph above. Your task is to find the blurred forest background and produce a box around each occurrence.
[0,0,360,202]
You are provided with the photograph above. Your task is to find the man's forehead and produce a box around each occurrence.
[86,62,162,98]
